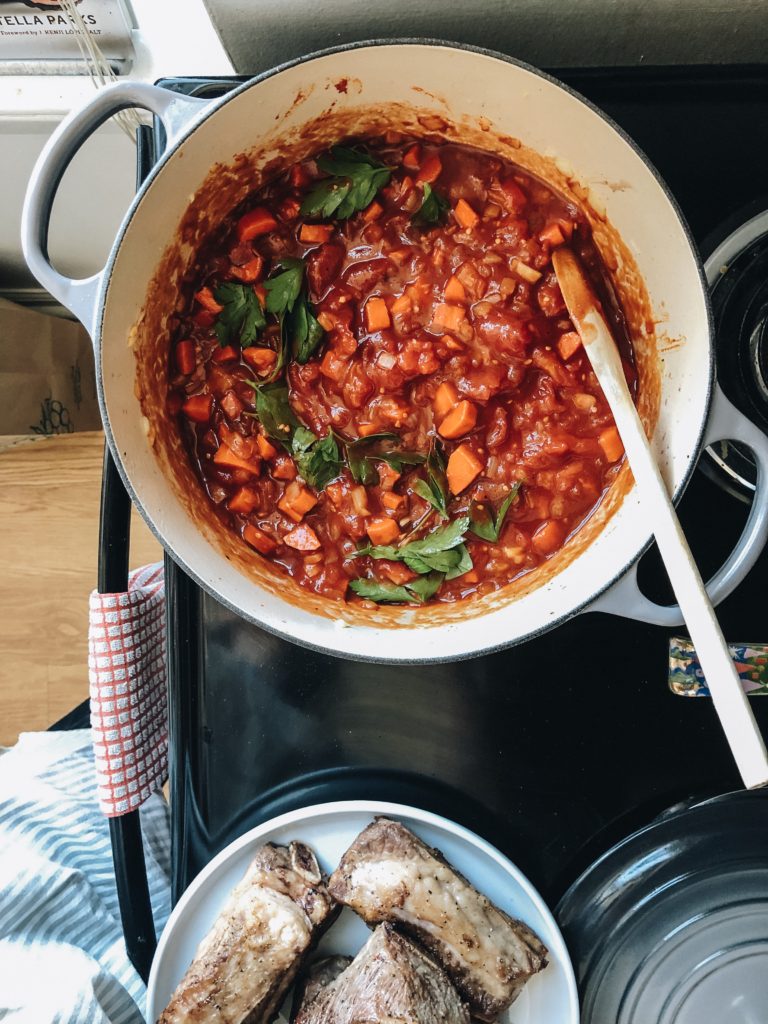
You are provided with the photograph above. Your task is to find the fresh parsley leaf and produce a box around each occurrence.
[445,543,473,580]
[412,182,450,227]
[287,294,325,364]
[411,442,449,518]
[301,146,391,220]
[253,384,299,445]
[344,433,425,486]
[349,579,419,603]
[264,258,304,315]
[469,482,523,542]
[405,572,444,602]
[403,516,470,557]
[355,516,472,579]
[213,282,266,347]
[293,430,342,490]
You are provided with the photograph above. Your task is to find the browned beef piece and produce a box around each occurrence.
[158,842,337,1024]
[328,819,548,1021]
[292,924,469,1024]
[290,956,351,1021]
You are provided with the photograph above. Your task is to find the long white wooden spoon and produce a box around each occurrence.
[552,247,768,789]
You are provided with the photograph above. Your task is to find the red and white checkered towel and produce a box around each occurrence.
[88,563,167,817]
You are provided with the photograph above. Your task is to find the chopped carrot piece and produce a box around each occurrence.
[532,519,565,555]
[444,275,467,303]
[237,207,278,242]
[380,560,418,585]
[175,339,195,375]
[255,434,278,459]
[243,347,277,374]
[212,344,239,364]
[438,399,478,439]
[499,177,528,210]
[228,486,260,514]
[362,200,383,222]
[230,255,264,283]
[446,444,484,494]
[540,222,566,247]
[253,283,267,305]
[416,152,442,184]
[598,426,625,463]
[454,198,480,230]
[182,394,213,423]
[390,293,411,314]
[459,568,479,583]
[366,516,401,545]
[557,331,582,360]
[243,524,276,555]
[380,491,405,511]
[320,349,347,382]
[194,286,223,314]
[432,303,467,333]
[402,144,421,170]
[364,297,391,332]
[317,311,337,331]
[284,524,322,551]
[278,484,318,522]
[433,381,459,419]
[213,443,259,474]
[357,421,380,437]
[289,163,311,188]
[299,223,334,244]
[278,197,301,221]
[271,454,297,480]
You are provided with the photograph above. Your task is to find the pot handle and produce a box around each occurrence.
[21,81,210,335]
[589,385,768,625]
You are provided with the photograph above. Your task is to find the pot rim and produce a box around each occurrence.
[93,39,714,663]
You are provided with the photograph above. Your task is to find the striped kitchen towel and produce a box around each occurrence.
[0,729,170,1024]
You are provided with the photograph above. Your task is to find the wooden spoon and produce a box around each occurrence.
[552,246,768,789]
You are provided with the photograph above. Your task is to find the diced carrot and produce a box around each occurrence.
[317,311,337,332]
[416,152,442,184]
[444,275,467,303]
[402,144,421,170]
[364,297,391,332]
[278,484,318,522]
[320,349,347,382]
[220,390,243,419]
[390,293,411,314]
[289,163,311,188]
[499,177,528,210]
[213,443,259,474]
[237,207,278,242]
[253,283,267,306]
[182,394,213,423]
[557,331,582,361]
[357,422,380,437]
[540,222,566,247]
[362,200,383,222]
[194,287,223,314]
[532,519,565,555]
[598,426,625,463]
[454,198,480,230]
[243,523,277,555]
[366,516,401,546]
[433,381,459,419]
[243,347,277,374]
[438,399,478,439]
[446,444,483,494]
[459,568,479,583]
[284,523,322,551]
[278,197,301,221]
[380,491,405,511]
[175,339,195,375]
[380,560,418,585]
[271,454,297,480]
[230,255,264,283]
[228,486,260,514]
[255,434,278,459]
[299,223,334,244]
[432,303,467,333]
[212,345,239,364]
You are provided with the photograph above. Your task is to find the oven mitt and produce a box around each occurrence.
[88,563,167,816]
[669,637,768,696]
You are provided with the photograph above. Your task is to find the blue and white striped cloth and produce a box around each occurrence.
[0,730,171,1023]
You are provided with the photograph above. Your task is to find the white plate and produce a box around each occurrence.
[146,800,580,1024]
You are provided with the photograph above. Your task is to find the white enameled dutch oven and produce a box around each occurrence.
[22,41,768,663]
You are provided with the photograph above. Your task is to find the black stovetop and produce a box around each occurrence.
[142,66,768,910]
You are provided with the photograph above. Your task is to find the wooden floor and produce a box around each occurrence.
[0,432,161,746]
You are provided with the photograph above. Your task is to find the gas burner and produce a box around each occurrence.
[703,209,768,500]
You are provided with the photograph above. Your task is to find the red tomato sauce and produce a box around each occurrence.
[167,136,636,605]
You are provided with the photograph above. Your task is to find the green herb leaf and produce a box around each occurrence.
[355,515,472,580]
[412,182,450,227]
[293,430,342,490]
[344,433,425,486]
[287,295,325,364]
[469,482,523,542]
[405,515,470,557]
[213,282,266,347]
[405,571,444,602]
[445,543,473,580]
[301,146,392,221]
[348,579,418,603]
[264,258,304,316]
[254,384,300,444]
[412,441,449,518]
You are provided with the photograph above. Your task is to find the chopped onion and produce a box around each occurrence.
[351,486,370,516]
[377,351,397,370]
[512,259,542,284]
